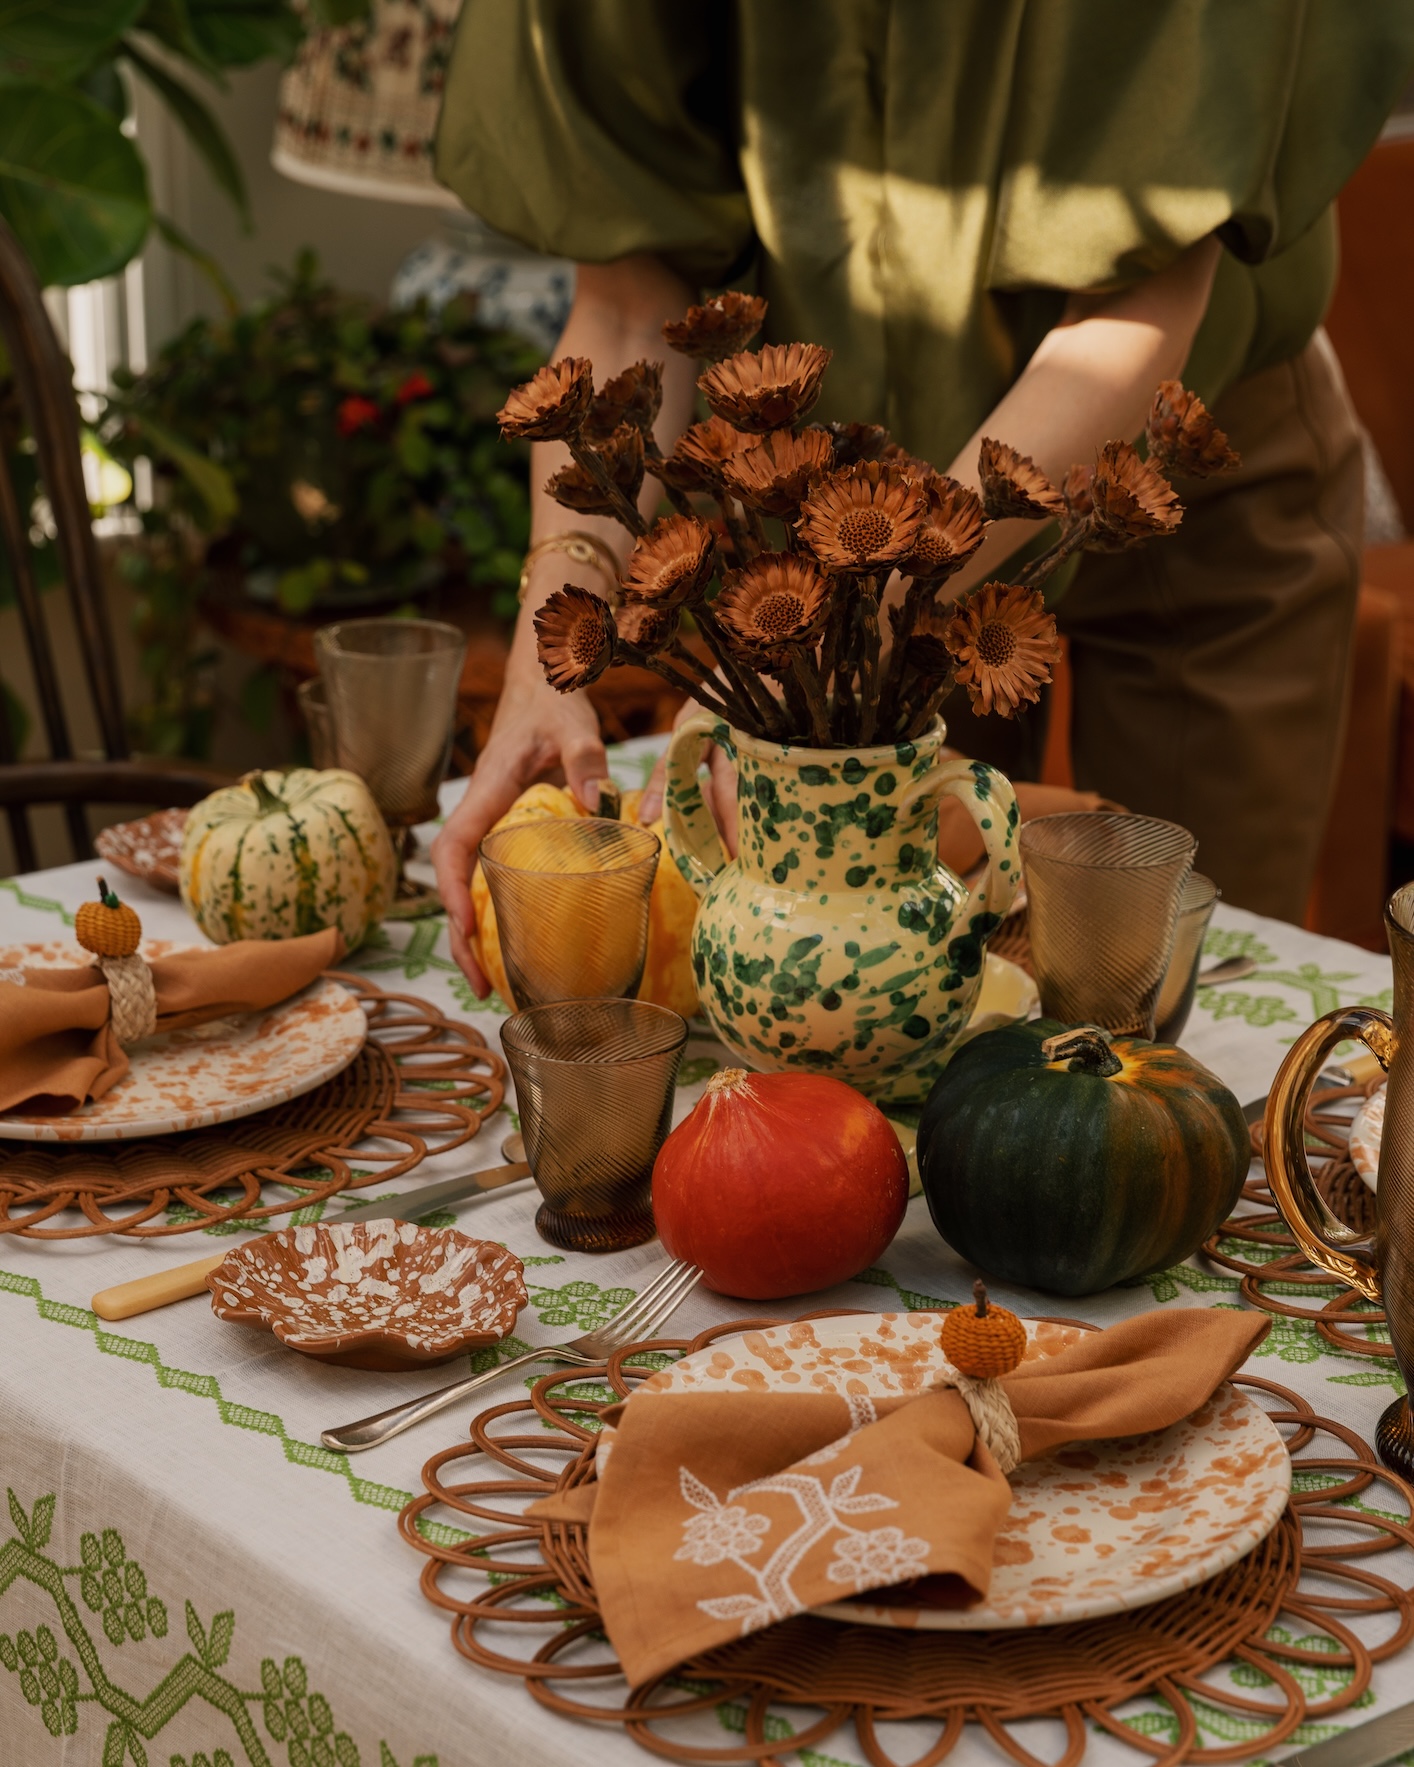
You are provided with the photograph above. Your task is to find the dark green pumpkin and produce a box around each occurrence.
[917,1019,1249,1296]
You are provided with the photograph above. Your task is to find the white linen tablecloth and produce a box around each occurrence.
[0,750,1405,1767]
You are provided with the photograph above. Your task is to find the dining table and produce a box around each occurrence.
[0,734,1407,1767]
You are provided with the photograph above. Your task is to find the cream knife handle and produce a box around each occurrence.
[92,1255,227,1322]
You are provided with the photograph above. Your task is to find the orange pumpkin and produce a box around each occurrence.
[75,878,143,959]
[939,1281,1027,1379]
[469,783,700,1016]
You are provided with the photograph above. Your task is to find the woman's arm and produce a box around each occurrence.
[938,236,1222,596]
[433,254,698,990]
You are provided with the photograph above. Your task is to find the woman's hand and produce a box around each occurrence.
[432,680,607,993]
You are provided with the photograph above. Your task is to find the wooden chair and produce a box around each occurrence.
[0,214,224,875]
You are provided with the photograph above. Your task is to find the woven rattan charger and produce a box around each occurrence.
[401,1310,1414,1767]
[0,973,505,1237]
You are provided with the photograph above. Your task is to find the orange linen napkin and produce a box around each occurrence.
[531,1308,1268,1686]
[0,927,346,1114]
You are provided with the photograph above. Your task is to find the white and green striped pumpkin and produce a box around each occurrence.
[180,769,396,948]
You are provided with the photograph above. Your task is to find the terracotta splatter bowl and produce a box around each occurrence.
[208,1221,527,1371]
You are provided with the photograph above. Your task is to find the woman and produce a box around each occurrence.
[431,2,1414,992]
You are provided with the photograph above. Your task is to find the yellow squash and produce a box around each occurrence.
[470,783,700,1016]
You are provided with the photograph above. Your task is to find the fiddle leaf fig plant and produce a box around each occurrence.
[0,0,369,288]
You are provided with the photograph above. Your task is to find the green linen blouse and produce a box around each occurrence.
[435,2,1414,467]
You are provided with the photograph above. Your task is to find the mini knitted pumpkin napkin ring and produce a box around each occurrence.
[939,1281,1028,1474]
[76,877,158,1045]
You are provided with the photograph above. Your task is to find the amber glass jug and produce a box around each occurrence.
[1265,882,1411,1475]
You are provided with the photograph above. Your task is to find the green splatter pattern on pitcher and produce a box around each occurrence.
[665,718,1020,1103]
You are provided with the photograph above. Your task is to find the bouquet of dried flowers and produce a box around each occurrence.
[498,294,1238,749]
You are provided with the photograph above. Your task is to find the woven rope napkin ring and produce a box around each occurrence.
[99,953,157,1045]
[940,1370,1021,1474]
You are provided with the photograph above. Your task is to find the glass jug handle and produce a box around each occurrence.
[1264,1005,1393,1304]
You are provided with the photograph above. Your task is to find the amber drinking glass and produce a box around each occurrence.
[479,819,660,1008]
[1153,872,1219,1044]
[313,618,467,917]
[1265,881,1414,1477]
[501,998,688,1251]
[1019,812,1196,1038]
[295,677,336,770]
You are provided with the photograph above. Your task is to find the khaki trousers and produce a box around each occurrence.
[952,333,1365,923]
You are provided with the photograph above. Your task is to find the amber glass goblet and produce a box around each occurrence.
[1019,812,1196,1038]
[1153,872,1219,1044]
[314,618,466,918]
[501,998,688,1251]
[479,818,660,1008]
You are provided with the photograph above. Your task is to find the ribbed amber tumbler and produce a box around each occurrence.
[479,819,660,1008]
[1153,872,1219,1044]
[501,998,688,1251]
[1019,813,1196,1038]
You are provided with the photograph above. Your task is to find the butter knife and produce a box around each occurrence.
[90,1154,532,1322]
[1279,1699,1414,1767]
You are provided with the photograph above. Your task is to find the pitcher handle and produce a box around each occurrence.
[663,712,735,899]
[903,757,1022,926]
[1264,1006,1393,1303]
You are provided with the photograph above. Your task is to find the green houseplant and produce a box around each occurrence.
[102,254,540,756]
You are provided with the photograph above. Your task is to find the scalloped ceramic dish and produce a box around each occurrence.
[94,808,187,893]
[207,1221,528,1370]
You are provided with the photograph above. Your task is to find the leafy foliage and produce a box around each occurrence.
[101,254,538,756]
[0,0,366,288]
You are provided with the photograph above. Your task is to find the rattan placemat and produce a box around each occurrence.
[401,1313,1414,1767]
[0,972,505,1238]
[1207,1080,1388,1359]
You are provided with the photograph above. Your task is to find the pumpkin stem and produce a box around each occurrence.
[704,1067,752,1097]
[97,876,120,909]
[1040,1025,1123,1079]
[596,780,623,823]
[973,1279,988,1317]
[241,769,288,816]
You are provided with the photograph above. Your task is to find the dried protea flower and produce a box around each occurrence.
[544,423,646,516]
[656,417,751,494]
[699,342,833,433]
[715,553,833,651]
[821,421,891,466]
[621,514,717,608]
[797,461,927,571]
[1146,381,1240,478]
[497,357,594,441]
[534,586,616,692]
[881,440,936,475]
[898,477,986,579]
[721,427,834,516]
[662,292,768,362]
[1060,463,1093,524]
[615,599,680,653]
[943,581,1061,718]
[1087,440,1182,550]
[584,360,664,442]
[977,438,1066,522]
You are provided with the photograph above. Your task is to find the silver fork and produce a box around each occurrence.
[320,1257,703,1453]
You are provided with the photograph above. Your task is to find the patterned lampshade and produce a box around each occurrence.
[272,0,463,208]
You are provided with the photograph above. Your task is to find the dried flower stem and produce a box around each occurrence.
[789,651,832,746]
[714,495,756,566]
[878,580,929,709]
[568,436,647,536]
[643,438,698,519]
[1009,520,1089,592]
[857,577,883,745]
[618,642,738,723]
[695,603,784,739]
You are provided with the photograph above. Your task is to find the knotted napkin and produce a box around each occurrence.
[531,1308,1269,1686]
[0,927,346,1114]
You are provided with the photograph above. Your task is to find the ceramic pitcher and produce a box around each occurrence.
[1265,880,1414,1477]
[663,713,1020,1103]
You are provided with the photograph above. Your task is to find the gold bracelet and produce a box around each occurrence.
[518,532,622,605]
